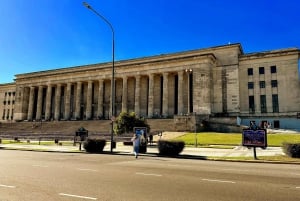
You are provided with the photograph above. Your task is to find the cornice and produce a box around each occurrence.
[239,48,299,60]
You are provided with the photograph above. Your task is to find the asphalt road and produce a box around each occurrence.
[0,150,300,201]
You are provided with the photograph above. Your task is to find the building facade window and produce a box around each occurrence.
[7,109,10,119]
[260,95,267,113]
[272,94,279,112]
[248,68,253,76]
[259,81,265,88]
[270,65,277,73]
[249,96,255,113]
[259,67,265,74]
[248,82,254,89]
[271,80,278,88]
[273,120,280,128]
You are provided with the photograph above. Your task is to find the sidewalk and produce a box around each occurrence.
[0,142,284,158]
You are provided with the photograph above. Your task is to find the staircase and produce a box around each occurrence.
[0,119,176,140]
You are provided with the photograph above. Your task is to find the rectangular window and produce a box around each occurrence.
[259,81,265,88]
[273,120,280,128]
[259,67,265,74]
[6,109,10,119]
[271,80,278,88]
[249,96,255,113]
[248,68,253,76]
[270,66,277,73]
[248,82,254,89]
[260,95,267,113]
[272,94,279,112]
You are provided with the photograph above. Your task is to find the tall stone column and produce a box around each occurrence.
[97,80,104,119]
[54,84,61,120]
[178,71,184,115]
[122,76,128,112]
[36,86,43,120]
[134,75,141,117]
[75,82,82,119]
[45,84,52,120]
[162,72,169,117]
[86,81,93,120]
[148,74,154,117]
[27,86,35,121]
[64,83,71,120]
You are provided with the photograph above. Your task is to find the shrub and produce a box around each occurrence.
[283,143,300,158]
[115,112,150,135]
[83,139,106,153]
[158,140,185,156]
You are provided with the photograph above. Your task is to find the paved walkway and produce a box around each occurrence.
[0,142,284,159]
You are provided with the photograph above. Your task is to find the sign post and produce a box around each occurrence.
[242,129,267,160]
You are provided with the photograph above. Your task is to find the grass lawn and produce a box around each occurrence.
[175,132,300,147]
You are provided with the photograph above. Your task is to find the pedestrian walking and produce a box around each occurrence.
[148,134,153,145]
[131,134,140,158]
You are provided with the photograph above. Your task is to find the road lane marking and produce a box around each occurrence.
[32,164,48,168]
[167,164,192,168]
[202,178,236,184]
[0,184,16,188]
[136,172,162,177]
[77,168,99,172]
[59,193,97,200]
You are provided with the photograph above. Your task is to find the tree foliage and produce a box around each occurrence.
[114,112,150,135]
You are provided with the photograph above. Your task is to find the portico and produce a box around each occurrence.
[13,53,216,122]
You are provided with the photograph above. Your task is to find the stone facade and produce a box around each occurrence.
[1,43,300,130]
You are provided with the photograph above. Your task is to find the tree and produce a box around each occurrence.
[114,112,150,135]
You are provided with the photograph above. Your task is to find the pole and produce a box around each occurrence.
[83,2,115,152]
[195,126,197,148]
[253,147,257,160]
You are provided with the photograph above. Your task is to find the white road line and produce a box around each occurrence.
[167,164,192,168]
[77,168,99,172]
[0,184,16,188]
[222,168,249,172]
[59,193,97,200]
[32,164,48,168]
[202,178,236,184]
[136,172,162,177]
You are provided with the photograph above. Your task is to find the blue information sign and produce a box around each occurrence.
[242,129,267,148]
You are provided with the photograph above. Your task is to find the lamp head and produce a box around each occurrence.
[83,2,91,9]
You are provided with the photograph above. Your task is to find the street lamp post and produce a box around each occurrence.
[83,2,115,152]
[185,68,193,114]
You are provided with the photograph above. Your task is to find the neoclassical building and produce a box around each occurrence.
[1,43,300,130]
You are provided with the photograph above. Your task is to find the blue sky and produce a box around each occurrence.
[0,0,299,83]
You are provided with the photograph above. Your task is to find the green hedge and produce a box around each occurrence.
[83,139,106,153]
[282,143,300,158]
[158,140,185,156]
